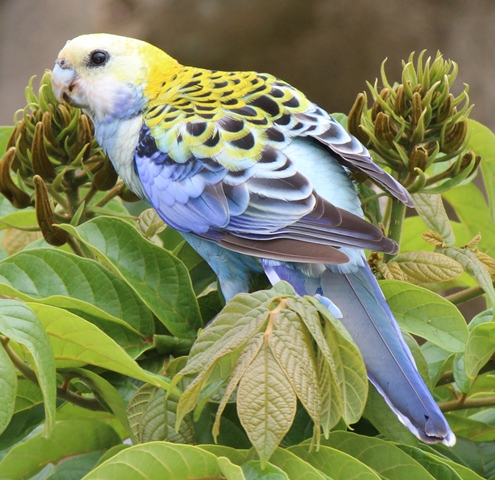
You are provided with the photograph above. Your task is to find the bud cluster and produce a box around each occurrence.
[0,71,124,245]
[348,51,479,194]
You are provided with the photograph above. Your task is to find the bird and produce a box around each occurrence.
[51,33,455,446]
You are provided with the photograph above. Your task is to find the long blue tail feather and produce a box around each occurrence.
[263,260,456,446]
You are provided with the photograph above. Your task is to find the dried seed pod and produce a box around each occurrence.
[34,175,69,246]
[0,147,32,208]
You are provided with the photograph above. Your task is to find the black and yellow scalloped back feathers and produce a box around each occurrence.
[144,67,316,170]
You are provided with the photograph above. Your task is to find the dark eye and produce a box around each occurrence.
[88,50,109,67]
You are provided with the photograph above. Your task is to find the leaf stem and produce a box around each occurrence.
[1,336,105,412]
[445,286,485,305]
[439,395,495,412]
[385,197,406,261]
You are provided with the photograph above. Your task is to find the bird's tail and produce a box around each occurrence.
[263,261,456,446]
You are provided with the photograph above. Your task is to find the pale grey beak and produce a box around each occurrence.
[51,63,77,104]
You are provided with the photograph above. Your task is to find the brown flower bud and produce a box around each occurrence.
[348,93,370,145]
[32,122,56,180]
[119,184,141,202]
[93,156,119,191]
[34,175,69,246]
[442,120,467,153]
[374,112,395,146]
[0,147,32,208]
[408,145,428,172]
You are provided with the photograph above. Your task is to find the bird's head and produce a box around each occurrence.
[51,33,180,122]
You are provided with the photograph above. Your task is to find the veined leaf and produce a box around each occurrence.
[238,341,297,466]
[61,217,202,338]
[413,193,456,245]
[0,248,154,338]
[0,419,121,480]
[444,182,495,254]
[321,431,436,479]
[83,442,222,479]
[289,444,382,479]
[380,280,468,352]
[0,300,56,437]
[0,339,17,436]
[464,322,495,379]
[392,251,463,283]
[127,384,194,444]
[268,448,328,479]
[27,303,175,393]
[437,246,495,307]
[467,119,495,223]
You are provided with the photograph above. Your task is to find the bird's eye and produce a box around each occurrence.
[88,50,109,67]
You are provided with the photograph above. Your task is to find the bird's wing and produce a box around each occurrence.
[135,69,401,263]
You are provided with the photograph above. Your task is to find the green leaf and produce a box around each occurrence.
[392,251,463,283]
[0,248,154,338]
[242,459,289,480]
[321,431,436,479]
[28,302,174,392]
[396,444,463,480]
[0,340,16,436]
[364,384,418,445]
[306,298,368,427]
[0,300,56,437]
[82,442,222,479]
[445,413,495,442]
[380,280,468,352]
[0,127,13,156]
[127,384,194,444]
[464,322,495,379]
[213,334,264,440]
[217,456,247,480]
[47,451,104,480]
[289,444,382,479]
[0,209,37,230]
[443,182,495,254]
[268,308,321,432]
[268,448,328,479]
[467,119,495,222]
[62,217,202,337]
[412,193,456,245]
[198,444,248,465]
[238,342,297,466]
[64,367,135,441]
[437,246,495,307]
[0,419,120,479]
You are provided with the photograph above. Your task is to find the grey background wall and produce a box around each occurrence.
[1,0,494,129]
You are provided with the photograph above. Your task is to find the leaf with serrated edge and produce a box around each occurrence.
[127,384,194,444]
[213,333,263,440]
[238,342,296,465]
[268,308,321,432]
[393,251,463,283]
[438,246,495,307]
[305,298,368,424]
[82,442,222,479]
[27,303,175,393]
[380,281,468,353]
[465,322,495,379]
[0,340,16,436]
[413,193,456,245]
[0,300,56,437]
[61,217,201,338]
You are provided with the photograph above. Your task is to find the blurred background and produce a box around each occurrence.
[1,0,495,129]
